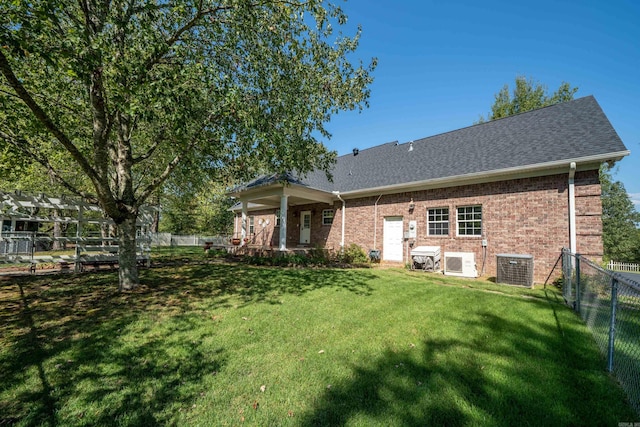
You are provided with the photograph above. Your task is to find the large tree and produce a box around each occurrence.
[0,0,375,290]
[600,164,640,263]
[477,75,577,122]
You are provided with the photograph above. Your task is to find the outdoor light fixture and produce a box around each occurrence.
[409,198,415,212]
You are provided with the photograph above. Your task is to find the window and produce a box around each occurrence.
[427,208,449,236]
[275,209,281,227]
[249,216,255,234]
[322,209,334,225]
[457,205,482,236]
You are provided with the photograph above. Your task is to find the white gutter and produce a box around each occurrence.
[373,194,383,249]
[332,191,345,249]
[568,162,577,254]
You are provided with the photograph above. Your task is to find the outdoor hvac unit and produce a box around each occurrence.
[410,246,441,271]
[443,252,478,278]
[497,254,534,287]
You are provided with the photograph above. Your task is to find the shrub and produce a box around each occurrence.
[338,243,369,264]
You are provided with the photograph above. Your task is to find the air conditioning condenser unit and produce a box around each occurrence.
[444,252,477,278]
[497,254,534,287]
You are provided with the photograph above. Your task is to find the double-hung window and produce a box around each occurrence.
[427,208,449,236]
[275,209,281,227]
[457,205,482,236]
[249,216,255,234]
[322,209,334,225]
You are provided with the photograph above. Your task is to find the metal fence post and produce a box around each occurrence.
[607,277,618,373]
[575,255,581,313]
[563,249,572,302]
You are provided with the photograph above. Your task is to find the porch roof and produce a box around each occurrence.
[228,173,335,212]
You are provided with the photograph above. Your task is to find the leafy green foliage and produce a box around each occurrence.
[159,180,234,235]
[600,165,640,262]
[241,243,371,267]
[477,76,578,122]
[337,243,369,264]
[0,0,376,288]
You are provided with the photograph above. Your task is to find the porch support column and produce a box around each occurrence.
[279,195,289,251]
[241,200,248,246]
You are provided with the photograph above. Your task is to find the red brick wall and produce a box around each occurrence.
[234,170,603,284]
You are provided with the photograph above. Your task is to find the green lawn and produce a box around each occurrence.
[0,255,637,426]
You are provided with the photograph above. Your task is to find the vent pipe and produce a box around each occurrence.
[352,148,359,156]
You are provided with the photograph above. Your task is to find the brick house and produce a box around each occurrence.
[229,96,629,283]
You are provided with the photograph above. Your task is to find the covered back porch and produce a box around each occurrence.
[228,176,343,252]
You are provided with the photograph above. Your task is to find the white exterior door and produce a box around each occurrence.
[300,210,311,244]
[383,216,404,261]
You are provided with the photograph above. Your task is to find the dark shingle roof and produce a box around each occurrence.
[238,96,628,194]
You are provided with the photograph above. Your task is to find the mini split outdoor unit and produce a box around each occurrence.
[496,253,534,287]
[443,252,477,278]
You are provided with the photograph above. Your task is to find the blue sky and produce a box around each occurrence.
[321,0,639,210]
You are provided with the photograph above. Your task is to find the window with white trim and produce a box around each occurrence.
[249,216,255,234]
[322,209,334,225]
[457,205,482,236]
[275,209,281,227]
[427,207,449,236]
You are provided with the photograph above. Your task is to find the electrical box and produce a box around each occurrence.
[408,220,417,238]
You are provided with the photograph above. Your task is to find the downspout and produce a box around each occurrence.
[373,194,383,249]
[568,162,577,254]
[332,191,345,249]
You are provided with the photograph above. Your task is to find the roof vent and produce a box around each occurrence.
[353,148,359,156]
[408,141,413,152]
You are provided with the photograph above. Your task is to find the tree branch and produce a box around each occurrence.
[0,50,102,186]
[141,4,235,73]
[0,130,98,202]
[132,134,163,164]
[135,112,221,209]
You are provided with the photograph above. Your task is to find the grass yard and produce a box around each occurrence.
[0,252,637,426]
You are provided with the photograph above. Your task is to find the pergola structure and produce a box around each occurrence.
[0,191,153,272]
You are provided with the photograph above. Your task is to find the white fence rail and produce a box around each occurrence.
[607,261,640,272]
[150,233,229,247]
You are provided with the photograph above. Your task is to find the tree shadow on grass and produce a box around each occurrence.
[0,262,376,425]
[139,262,376,308]
[1,278,226,426]
[298,294,638,426]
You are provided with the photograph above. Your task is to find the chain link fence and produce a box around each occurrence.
[562,248,640,416]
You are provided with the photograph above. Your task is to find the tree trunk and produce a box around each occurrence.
[117,214,139,291]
